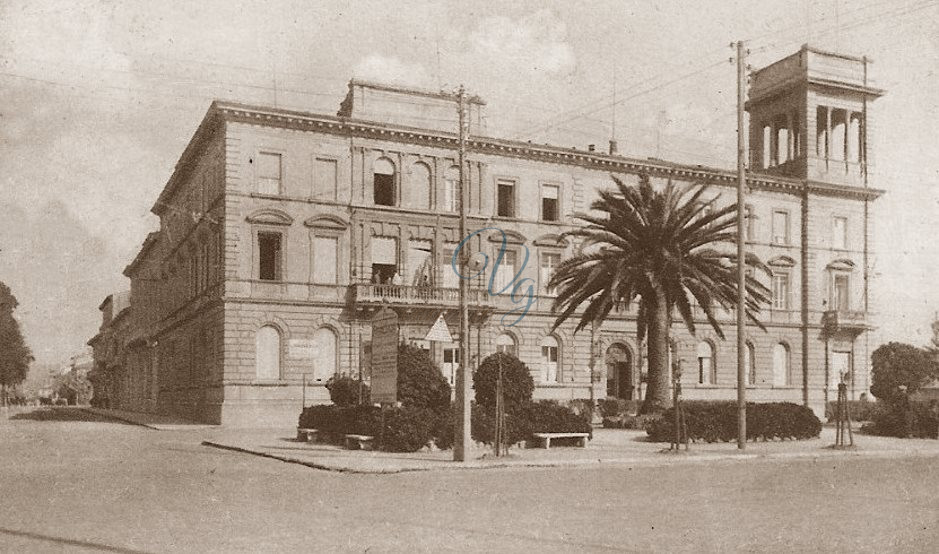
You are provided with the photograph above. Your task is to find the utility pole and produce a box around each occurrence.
[735,40,748,450]
[453,86,472,462]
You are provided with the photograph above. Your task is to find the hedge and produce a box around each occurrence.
[825,400,881,423]
[599,397,641,418]
[602,414,661,430]
[646,401,821,443]
[861,400,939,439]
[299,400,592,451]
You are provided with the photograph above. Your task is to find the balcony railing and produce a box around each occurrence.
[822,309,870,332]
[352,283,493,307]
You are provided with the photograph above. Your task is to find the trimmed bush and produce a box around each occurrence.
[325,375,370,407]
[298,404,381,436]
[471,404,531,446]
[825,399,881,423]
[602,414,661,430]
[471,400,591,446]
[380,407,436,452]
[397,344,451,414]
[473,352,534,412]
[646,401,821,443]
[862,400,939,439]
[599,397,641,418]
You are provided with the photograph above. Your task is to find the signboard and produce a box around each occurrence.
[370,307,399,404]
[425,313,453,343]
[287,339,316,360]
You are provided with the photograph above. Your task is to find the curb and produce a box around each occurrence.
[200,439,939,475]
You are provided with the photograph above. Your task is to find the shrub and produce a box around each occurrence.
[325,375,370,407]
[646,401,821,443]
[518,401,592,438]
[380,407,436,452]
[471,403,532,446]
[862,400,939,439]
[825,399,881,423]
[298,404,381,436]
[599,397,641,418]
[602,414,661,430]
[397,344,451,414]
[473,352,534,413]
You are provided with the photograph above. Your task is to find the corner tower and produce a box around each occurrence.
[747,45,885,186]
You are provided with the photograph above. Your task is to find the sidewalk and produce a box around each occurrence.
[201,426,939,474]
[82,407,219,431]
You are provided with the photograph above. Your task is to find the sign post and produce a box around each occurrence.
[370,307,399,405]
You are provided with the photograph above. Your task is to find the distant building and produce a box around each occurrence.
[94,45,883,426]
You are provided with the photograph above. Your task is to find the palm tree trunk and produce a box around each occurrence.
[641,289,672,414]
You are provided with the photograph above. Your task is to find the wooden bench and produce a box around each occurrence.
[532,432,590,449]
[296,428,318,442]
[344,434,376,450]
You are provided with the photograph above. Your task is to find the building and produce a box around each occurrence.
[93,45,883,426]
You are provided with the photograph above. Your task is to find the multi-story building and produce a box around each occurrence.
[93,45,883,426]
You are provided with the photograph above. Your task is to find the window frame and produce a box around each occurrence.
[312,156,339,202]
[495,178,517,218]
[256,150,284,196]
[771,270,791,310]
[256,229,285,282]
[830,271,851,311]
[312,234,340,285]
[540,335,561,383]
[539,251,561,297]
[772,342,791,387]
[540,183,561,222]
[771,209,791,246]
[372,157,397,207]
[832,215,848,250]
[255,324,283,381]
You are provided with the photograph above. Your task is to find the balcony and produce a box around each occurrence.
[822,310,871,334]
[352,283,493,309]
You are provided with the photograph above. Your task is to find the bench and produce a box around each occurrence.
[532,432,590,449]
[296,428,318,442]
[344,434,376,450]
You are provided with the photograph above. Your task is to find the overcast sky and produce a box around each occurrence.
[1,0,937,366]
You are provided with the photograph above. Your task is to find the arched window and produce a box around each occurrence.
[773,343,790,386]
[373,158,396,206]
[410,162,432,210]
[255,325,281,380]
[540,336,559,383]
[495,333,516,357]
[696,341,714,385]
[312,327,338,382]
[746,342,756,385]
[442,165,459,212]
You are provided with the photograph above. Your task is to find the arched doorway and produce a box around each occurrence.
[605,344,633,399]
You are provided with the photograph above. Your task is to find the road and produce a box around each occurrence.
[0,407,936,553]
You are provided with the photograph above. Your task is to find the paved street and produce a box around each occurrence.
[1,408,937,553]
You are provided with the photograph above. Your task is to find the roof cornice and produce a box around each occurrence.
[214,101,884,201]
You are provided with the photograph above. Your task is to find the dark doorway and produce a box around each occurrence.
[605,344,633,399]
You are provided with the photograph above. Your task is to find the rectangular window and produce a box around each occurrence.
[258,231,282,281]
[832,216,847,250]
[833,274,850,311]
[497,180,515,217]
[374,169,395,206]
[258,152,282,195]
[540,252,560,296]
[772,210,789,245]
[313,236,338,284]
[541,345,558,382]
[541,184,559,222]
[494,249,516,293]
[443,175,458,212]
[313,158,338,201]
[443,347,459,385]
[772,272,790,310]
[370,236,398,284]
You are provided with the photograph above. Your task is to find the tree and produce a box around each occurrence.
[549,175,771,414]
[870,342,939,403]
[473,352,535,412]
[0,282,34,406]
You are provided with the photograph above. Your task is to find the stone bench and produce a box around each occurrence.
[296,428,318,442]
[344,434,376,450]
[531,432,590,449]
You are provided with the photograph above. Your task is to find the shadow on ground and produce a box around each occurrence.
[9,407,130,424]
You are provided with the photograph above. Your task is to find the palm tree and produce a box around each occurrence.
[549,174,771,414]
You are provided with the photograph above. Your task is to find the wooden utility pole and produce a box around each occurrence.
[453,86,472,462]
[735,40,748,450]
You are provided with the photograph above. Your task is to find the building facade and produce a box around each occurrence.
[93,45,883,426]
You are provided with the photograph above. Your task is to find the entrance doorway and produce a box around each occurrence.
[605,344,633,399]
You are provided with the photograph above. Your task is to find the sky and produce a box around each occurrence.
[1,0,937,367]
